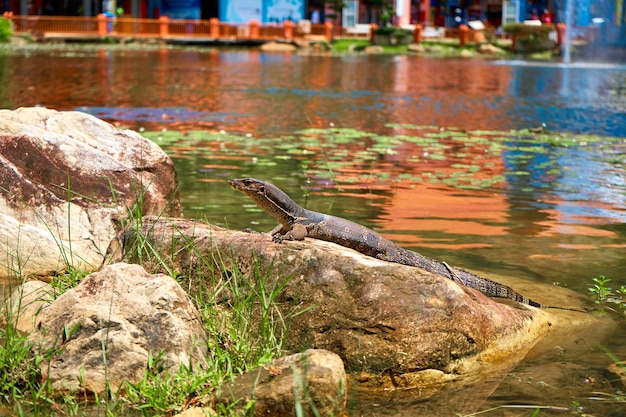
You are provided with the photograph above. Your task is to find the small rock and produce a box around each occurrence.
[10,36,29,46]
[364,45,384,54]
[478,43,504,55]
[260,41,297,52]
[408,43,425,53]
[427,44,444,53]
[173,407,217,417]
[215,349,346,416]
[608,362,626,388]
[460,49,474,58]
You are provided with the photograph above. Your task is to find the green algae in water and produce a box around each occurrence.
[142,127,624,195]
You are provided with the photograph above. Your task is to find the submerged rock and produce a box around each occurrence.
[0,107,180,279]
[121,216,556,392]
[27,262,207,394]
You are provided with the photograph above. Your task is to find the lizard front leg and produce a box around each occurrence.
[272,223,308,242]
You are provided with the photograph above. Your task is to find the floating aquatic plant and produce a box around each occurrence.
[142,127,624,197]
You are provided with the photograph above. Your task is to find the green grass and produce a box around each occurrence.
[330,37,515,57]
[329,38,370,52]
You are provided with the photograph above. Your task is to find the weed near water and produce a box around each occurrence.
[588,275,626,313]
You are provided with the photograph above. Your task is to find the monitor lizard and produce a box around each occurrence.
[228,177,551,308]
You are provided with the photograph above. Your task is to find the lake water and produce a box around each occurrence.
[1,44,625,415]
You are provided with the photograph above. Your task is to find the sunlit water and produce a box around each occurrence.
[1,45,625,415]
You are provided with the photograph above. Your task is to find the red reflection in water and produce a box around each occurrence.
[358,181,509,249]
[2,49,520,134]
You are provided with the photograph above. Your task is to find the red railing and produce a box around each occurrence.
[8,15,99,35]
[4,13,333,42]
[114,17,161,37]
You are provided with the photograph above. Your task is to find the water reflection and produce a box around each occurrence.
[76,105,241,123]
[1,45,622,282]
[1,47,624,136]
[504,139,626,228]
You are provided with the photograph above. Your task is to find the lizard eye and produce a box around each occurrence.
[259,185,265,193]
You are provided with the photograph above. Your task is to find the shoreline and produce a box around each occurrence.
[6,34,621,62]
[3,33,559,60]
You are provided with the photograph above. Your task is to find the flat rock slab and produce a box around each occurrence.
[119,216,556,391]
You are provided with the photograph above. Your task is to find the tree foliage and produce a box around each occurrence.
[0,18,12,43]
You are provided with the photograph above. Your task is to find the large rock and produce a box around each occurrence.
[0,107,180,279]
[120,216,557,392]
[27,263,207,394]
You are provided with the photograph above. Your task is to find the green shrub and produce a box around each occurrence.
[502,23,554,38]
[502,23,554,52]
[374,26,412,37]
[373,26,413,46]
[0,17,12,43]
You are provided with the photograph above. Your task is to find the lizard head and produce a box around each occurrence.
[228,178,267,195]
[228,178,301,224]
